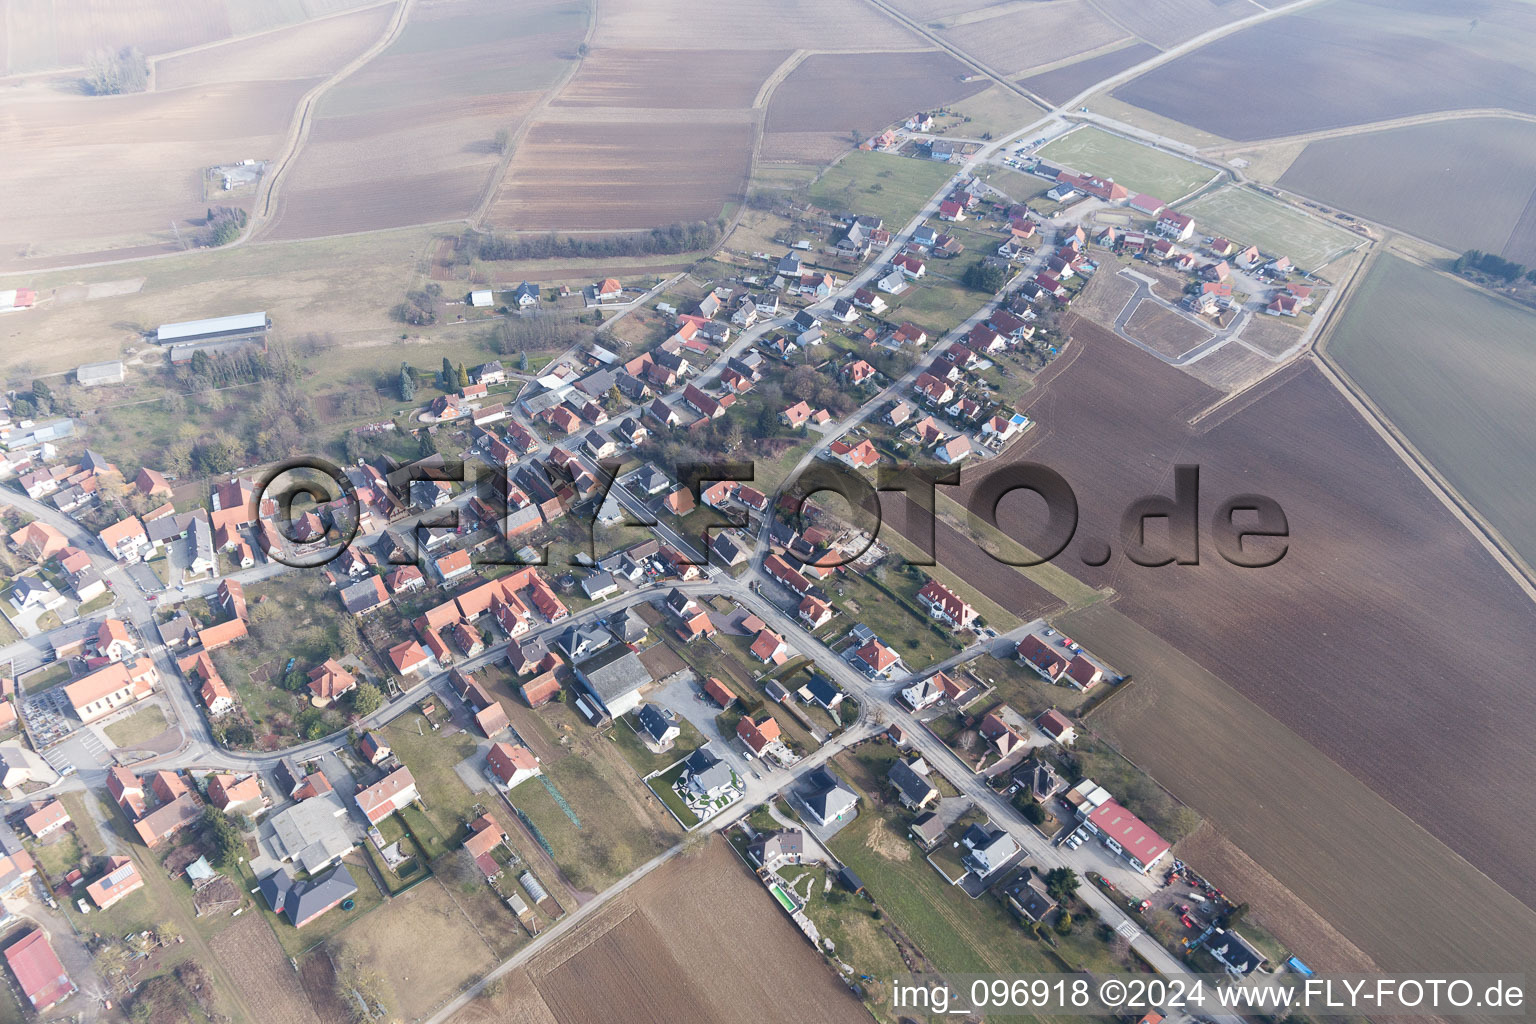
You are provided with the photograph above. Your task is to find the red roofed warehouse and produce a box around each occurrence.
[4,930,74,1012]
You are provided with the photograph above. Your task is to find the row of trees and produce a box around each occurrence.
[1454,249,1536,284]
[475,219,725,262]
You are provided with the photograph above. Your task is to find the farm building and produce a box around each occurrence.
[4,929,73,1012]
[470,290,493,307]
[76,361,124,387]
[155,312,270,346]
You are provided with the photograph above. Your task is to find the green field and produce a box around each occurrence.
[1327,254,1536,568]
[1177,186,1362,271]
[808,152,957,230]
[1037,126,1216,203]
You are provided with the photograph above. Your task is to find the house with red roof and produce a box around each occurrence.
[916,579,977,629]
[798,595,833,629]
[520,669,561,708]
[1064,655,1103,691]
[855,639,900,678]
[355,767,419,825]
[86,856,143,910]
[1156,209,1195,241]
[980,707,1028,757]
[703,677,737,709]
[749,628,790,665]
[387,641,432,678]
[1017,634,1068,681]
[938,199,965,222]
[486,743,541,789]
[736,712,784,756]
[892,254,925,279]
[1036,708,1076,746]
[780,401,813,429]
[829,438,879,470]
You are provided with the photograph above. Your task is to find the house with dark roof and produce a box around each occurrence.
[801,768,857,827]
[961,823,1021,878]
[887,758,938,810]
[259,865,358,928]
[1207,928,1266,976]
[683,745,735,798]
[573,645,653,719]
[636,704,680,750]
[747,829,804,871]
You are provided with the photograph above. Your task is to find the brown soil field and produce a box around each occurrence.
[1123,299,1211,357]
[1277,117,1536,263]
[264,0,586,240]
[335,878,496,1021]
[153,4,394,89]
[1113,0,1536,139]
[265,92,542,240]
[1065,600,1536,988]
[1019,42,1158,105]
[0,77,317,268]
[764,50,988,135]
[458,838,868,1024]
[590,0,920,50]
[952,322,1536,912]
[1070,261,1138,322]
[209,916,324,1024]
[1087,0,1253,49]
[1181,341,1279,393]
[940,2,1130,77]
[1172,823,1379,974]
[553,48,790,109]
[486,121,755,231]
[297,950,354,1024]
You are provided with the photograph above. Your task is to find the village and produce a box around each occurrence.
[0,97,1358,1024]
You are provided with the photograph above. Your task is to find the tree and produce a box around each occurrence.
[442,357,454,383]
[201,807,243,869]
[30,379,52,406]
[1045,867,1080,901]
[1054,910,1074,935]
[1020,799,1046,825]
[337,616,363,655]
[457,362,470,388]
[518,351,529,372]
[351,683,384,717]
[494,127,511,154]
[963,259,1008,292]
[398,363,416,401]
[84,46,148,95]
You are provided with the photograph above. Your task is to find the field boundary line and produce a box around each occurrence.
[1199,106,1536,156]
[248,0,416,240]
[141,0,399,90]
[1312,353,1536,603]
[1307,246,1536,598]
[468,0,598,229]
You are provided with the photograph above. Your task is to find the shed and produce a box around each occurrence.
[470,290,493,308]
